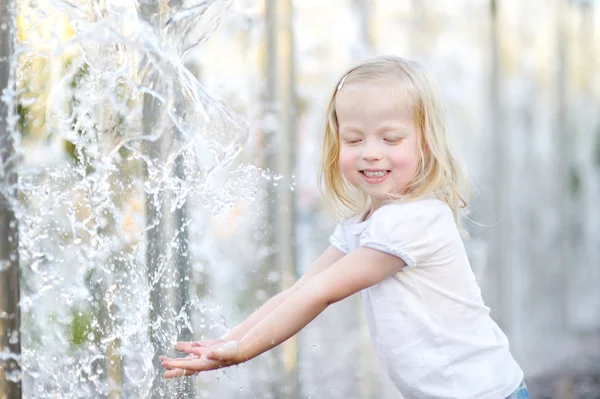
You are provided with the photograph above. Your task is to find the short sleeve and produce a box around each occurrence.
[329,223,350,254]
[359,200,455,268]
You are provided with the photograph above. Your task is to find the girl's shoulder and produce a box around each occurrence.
[358,196,460,268]
[338,195,454,232]
[371,195,453,223]
[338,195,456,235]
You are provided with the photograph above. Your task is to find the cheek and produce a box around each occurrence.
[392,145,420,173]
[338,149,356,174]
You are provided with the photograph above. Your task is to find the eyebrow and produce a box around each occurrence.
[339,125,407,135]
[338,127,362,135]
[375,125,407,134]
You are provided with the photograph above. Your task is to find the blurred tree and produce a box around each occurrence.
[263,0,299,396]
[140,0,194,397]
[0,0,21,398]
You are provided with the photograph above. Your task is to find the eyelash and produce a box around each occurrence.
[342,137,403,144]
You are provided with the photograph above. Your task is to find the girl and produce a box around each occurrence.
[160,56,528,399]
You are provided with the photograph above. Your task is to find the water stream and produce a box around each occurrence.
[8,1,265,397]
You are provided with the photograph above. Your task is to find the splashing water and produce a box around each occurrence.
[5,1,272,397]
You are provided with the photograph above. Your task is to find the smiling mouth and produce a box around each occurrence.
[361,170,390,177]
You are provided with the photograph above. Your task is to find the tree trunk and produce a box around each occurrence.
[172,152,194,398]
[486,0,507,328]
[143,82,170,398]
[139,2,171,397]
[351,0,373,60]
[0,0,21,397]
[264,0,298,396]
[139,1,195,397]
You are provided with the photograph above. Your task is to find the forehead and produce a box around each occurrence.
[334,81,415,125]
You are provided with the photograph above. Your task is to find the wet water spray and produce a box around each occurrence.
[7,1,259,397]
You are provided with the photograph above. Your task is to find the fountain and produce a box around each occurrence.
[0,0,272,397]
[3,1,600,398]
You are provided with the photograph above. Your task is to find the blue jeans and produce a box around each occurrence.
[505,380,529,399]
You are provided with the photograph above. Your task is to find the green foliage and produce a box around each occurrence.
[594,124,600,167]
[119,145,132,160]
[194,262,211,300]
[70,309,93,347]
[16,102,30,136]
[64,139,78,161]
[70,63,89,90]
[569,166,581,195]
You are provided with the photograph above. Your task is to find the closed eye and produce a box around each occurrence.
[343,139,362,144]
[384,137,403,144]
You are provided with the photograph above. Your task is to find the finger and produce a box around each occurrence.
[175,342,196,352]
[177,346,208,357]
[191,339,222,347]
[160,356,175,363]
[164,356,226,374]
[161,355,193,362]
[161,355,197,369]
[160,355,197,370]
[160,357,175,370]
[164,368,196,379]
[160,356,181,370]
[161,363,177,371]
[162,358,205,371]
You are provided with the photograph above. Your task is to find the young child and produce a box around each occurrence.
[160,56,528,399]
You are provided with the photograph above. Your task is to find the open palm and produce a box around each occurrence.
[160,340,241,378]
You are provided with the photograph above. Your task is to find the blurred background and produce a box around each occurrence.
[0,0,599,398]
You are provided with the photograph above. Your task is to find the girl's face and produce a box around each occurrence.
[335,81,421,210]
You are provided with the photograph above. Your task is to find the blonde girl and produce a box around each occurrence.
[160,56,528,399]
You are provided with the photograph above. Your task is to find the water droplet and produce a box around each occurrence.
[9,330,19,345]
[20,296,32,313]
[5,369,21,383]
[0,259,11,271]
[62,293,74,305]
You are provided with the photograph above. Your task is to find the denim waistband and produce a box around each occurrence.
[505,380,529,399]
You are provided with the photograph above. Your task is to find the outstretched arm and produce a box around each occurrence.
[224,245,346,341]
[161,246,405,377]
[166,246,345,359]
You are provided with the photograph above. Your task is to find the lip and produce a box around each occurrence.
[360,170,390,184]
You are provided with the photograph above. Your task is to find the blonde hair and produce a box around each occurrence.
[319,55,470,226]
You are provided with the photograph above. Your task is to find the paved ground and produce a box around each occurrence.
[528,356,600,399]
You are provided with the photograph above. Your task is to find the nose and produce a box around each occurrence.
[361,143,383,162]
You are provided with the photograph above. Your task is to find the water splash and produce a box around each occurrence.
[9,0,263,397]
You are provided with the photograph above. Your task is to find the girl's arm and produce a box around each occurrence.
[234,246,404,361]
[224,245,345,341]
[172,246,345,354]
[161,247,405,377]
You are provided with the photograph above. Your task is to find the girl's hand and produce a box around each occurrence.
[160,341,242,378]
[173,338,228,357]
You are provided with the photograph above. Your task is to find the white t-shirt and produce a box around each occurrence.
[329,196,523,399]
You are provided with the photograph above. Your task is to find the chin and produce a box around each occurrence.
[367,193,392,203]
